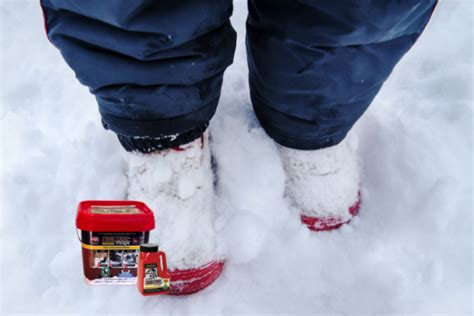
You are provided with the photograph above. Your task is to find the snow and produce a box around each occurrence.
[0,0,472,314]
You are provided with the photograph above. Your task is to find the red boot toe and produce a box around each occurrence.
[301,193,361,232]
[169,260,224,295]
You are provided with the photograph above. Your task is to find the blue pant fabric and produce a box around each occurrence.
[41,0,437,152]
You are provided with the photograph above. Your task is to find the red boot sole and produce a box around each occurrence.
[301,192,361,232]
[169,260,224,295]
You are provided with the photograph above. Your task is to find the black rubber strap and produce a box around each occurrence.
[116,123,207,153]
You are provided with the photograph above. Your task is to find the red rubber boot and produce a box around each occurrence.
[279,136,361,232]
[128,132,223,294]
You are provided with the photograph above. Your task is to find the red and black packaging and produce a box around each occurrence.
[137,243,171,295]
[76,200,155,285]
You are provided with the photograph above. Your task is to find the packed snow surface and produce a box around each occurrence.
[1,1,472,314]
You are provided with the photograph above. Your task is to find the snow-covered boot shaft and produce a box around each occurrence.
[279,137,361,231]
[127,132,223,295]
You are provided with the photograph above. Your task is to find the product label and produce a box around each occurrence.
[81,231,148,285]
[143,263,170,293]
[90,205,140,214]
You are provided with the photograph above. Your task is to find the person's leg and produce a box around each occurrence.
[41,0,236,152]
[41,0,236,293]
[247,0,437,230]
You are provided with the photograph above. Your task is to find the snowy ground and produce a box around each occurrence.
[1,0,472,315]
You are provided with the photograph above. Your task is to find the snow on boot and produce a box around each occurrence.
[278,136,361,232]
[127,132,223,295]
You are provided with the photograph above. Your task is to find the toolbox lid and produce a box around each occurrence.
[76,200,155,232]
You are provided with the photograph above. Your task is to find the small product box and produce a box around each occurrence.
[76,200,155,285]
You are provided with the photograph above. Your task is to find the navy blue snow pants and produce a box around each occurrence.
[41,0,437,152]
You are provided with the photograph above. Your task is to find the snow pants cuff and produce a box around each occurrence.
[115,124,208,153]
[251,95,347,150]
[99,96,218,152]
